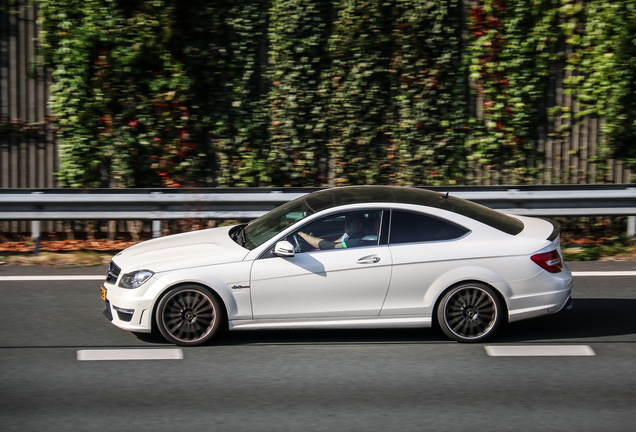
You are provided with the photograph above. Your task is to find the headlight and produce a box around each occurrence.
[119,270,154,289]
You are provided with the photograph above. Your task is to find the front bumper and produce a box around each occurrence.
[101,281,160,333]
[103,298,113,321]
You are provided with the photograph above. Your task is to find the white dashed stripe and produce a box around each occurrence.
[485,345,595,357]
[77,349,183,361]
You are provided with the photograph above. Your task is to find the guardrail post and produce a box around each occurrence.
[151,192,162,238]
[31,220,40,256]
[30,191,44,256]
[628,216,636,239]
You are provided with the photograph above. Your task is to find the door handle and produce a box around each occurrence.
[357,255,381,265]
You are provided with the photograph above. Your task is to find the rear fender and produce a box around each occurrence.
[423,265,512,310]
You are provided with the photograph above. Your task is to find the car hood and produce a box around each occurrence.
[112,226,249,274]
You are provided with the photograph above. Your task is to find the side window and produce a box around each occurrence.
[290,210,383,253]
[389,210,469,245]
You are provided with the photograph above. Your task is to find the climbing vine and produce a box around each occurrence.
[564,0,636,172]
[38,0,204,187]
[322,0,397,186]
[32,0,636,187]
[203,1,269,187]
[266,0,333,186]
[467,0,561,184]
[391,0,468,186]
[37,0,270,187]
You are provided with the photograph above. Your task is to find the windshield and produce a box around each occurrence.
[241,196,316,250]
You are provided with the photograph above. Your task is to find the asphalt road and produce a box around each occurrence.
[1,262,636,431]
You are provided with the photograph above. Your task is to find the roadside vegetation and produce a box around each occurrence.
[2,240,635,266]
[1,216,634,266]
[2,1,635,263]
[0,240,135,267]
[30,0,636,188]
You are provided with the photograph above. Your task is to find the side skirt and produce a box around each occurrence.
[228,316,432,331]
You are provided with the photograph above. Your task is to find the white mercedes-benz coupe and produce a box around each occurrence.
[101,186,573,345]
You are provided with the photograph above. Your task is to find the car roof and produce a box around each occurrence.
[305,186,524,236]
[305,186,451,212]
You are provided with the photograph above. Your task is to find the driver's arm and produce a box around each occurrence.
[298,232,342,250]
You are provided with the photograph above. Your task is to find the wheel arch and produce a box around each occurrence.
[431,279,510,328]
[423,265,512,325]
[150,280,231,333]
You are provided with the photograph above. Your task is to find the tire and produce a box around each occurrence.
[437,282,503,343]
[156,285,223,346]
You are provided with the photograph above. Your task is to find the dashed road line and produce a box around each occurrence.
[77,348,183,361]
[0,270,619,361]
[485,345,596,357]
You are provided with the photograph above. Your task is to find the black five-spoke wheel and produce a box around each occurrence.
[437,283,503,342]
[156,285,223,346]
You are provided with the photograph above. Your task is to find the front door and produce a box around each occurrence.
[250,209,391,319]
[250,246,392,318]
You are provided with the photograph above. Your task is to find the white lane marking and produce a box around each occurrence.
[0,271,635,282]
[485,345,595,357]
[0,275,106,282]
[77,349,183,361]
[0,275,104,281]
[572,271,636,277]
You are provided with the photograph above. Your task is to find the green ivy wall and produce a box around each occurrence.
[34,0,636,188]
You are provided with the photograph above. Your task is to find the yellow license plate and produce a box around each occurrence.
[100,286,107,301]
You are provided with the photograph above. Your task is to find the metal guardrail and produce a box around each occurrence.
[0,190,303,221]
[1,184,636,241]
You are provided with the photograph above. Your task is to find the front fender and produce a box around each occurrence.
[150,261,253,320]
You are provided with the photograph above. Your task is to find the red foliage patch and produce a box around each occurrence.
[0,240,139,253]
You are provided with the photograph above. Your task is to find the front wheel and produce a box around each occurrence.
[437,283,503,343]
[156,285,223,346]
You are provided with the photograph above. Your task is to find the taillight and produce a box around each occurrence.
[531,250,563,273]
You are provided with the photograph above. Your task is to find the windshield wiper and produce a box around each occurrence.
[240,224,247,247]
[231,224,248,247]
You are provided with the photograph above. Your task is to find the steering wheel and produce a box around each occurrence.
[291,233,303,253]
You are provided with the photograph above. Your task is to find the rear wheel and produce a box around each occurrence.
[156,285,223,346]
[437,283,503,342]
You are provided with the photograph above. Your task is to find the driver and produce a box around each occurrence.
[298,214,365,250]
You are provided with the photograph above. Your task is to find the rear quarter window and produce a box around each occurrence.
[450,196,524,236]
[389,210,470,245]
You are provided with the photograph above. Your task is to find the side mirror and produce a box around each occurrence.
[274,241,295,257]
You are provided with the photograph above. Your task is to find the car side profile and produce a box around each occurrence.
[100,186,573,345]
